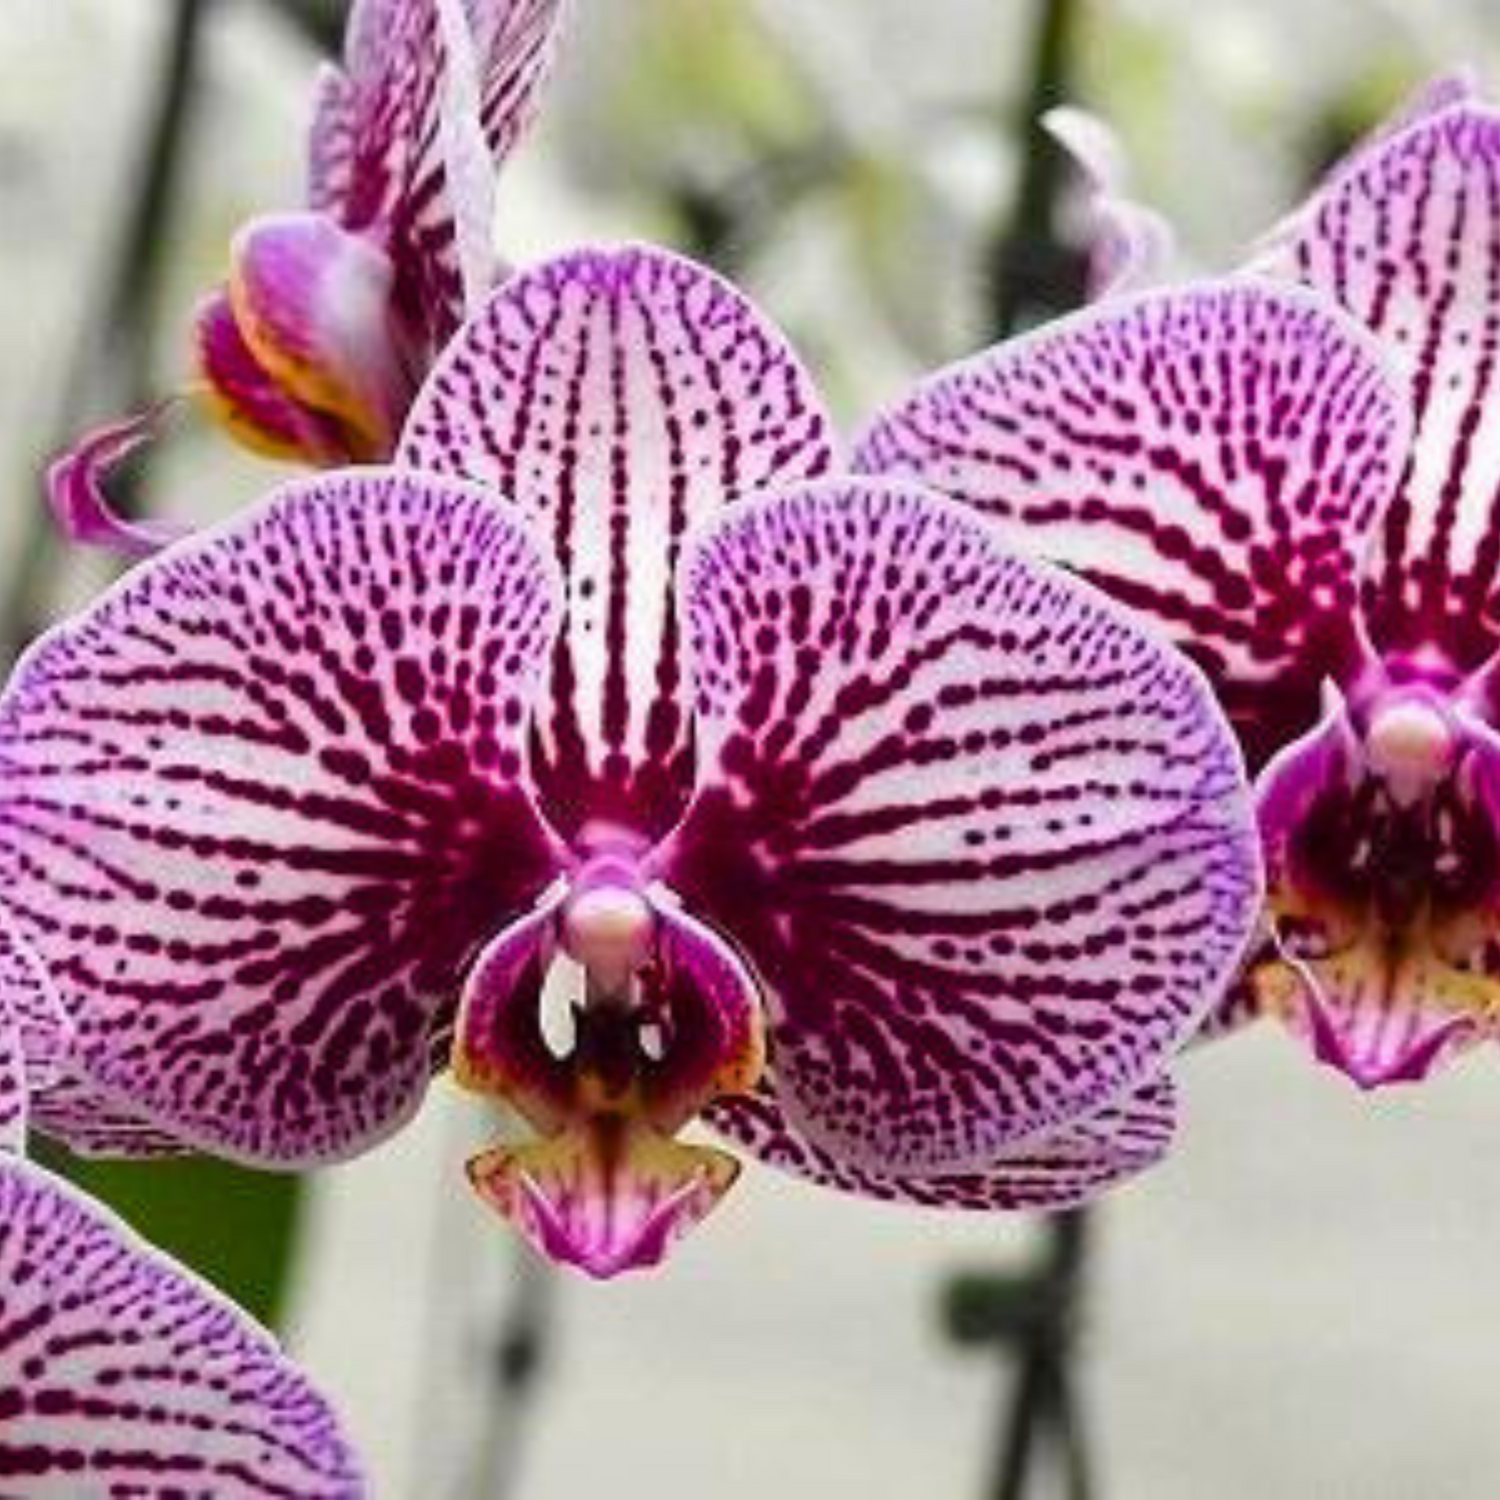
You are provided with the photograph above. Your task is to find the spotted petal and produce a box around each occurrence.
[400,245,836,843]
[854,281,1409,772]
[0,976,26,1153]
[664,478,1260,1172]
[1252,104,1500,673]
[31,1072,192,1160]
[706,1075,1177,1211]
[0,468,564,1165]
[0,907,72,1092]
[0,1158,364,1495]
[327,0,571,342]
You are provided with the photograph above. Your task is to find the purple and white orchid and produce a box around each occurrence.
[858,82,1500,1091]
[2,244,1260,1278]
[52,0,569,557]
[0,920,364,1496]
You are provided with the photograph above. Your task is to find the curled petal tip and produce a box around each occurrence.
[1042,104,1177,299]
[47,403,192,560]
[1256,943,1488,1091]
[1306,994,1477,1090]
[468,1123,740,1279]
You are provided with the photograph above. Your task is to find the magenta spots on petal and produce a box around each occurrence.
[1254,105,1500,673]
[0,468,565,1164]
[0,1158,365,1494]
[400,245,836,845]
[856,280,1408,771]
[328,0,571,343]
[707,1074,1177,1211]
[667,477,1259,1173]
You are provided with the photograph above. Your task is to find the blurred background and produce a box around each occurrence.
[5,2,1500,1496]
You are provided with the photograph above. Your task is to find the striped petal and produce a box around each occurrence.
[0,468,564,1165]
[663,478,1260,1172]
[0,908,72,1092]
[0,1158,364,1496]
[706,1075,1177,1211]
[30,1072,192,1160]
[1253,104,1500,674]
[400,245,836,845]
[329,0,571,343]
[854,281,1409,772]
[0,986,26,1154]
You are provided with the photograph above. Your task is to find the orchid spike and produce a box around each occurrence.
[0,246,1260,1277]
[859,88,1500,1088]
[0,921,366,1496]
[52,0,570,558]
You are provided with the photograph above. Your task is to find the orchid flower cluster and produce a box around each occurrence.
[4,0,1498,1486]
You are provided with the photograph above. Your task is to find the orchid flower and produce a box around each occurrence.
[54,0,569,557]
[0,919,364,1496]
[856,89,1500,1090]
[1,245,1259,1278]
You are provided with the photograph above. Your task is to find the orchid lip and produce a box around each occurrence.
[452,862,768,1274]
[1254,683,1500,1088]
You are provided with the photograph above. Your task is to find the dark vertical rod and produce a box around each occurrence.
[992,1211,1093,1500]
[3,0,210,660]
[986,0,1086,337]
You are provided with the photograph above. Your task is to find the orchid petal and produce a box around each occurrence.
[0,990,26,1155]
[400,245,837,843]
[0,907,72,1091]
[706,1075,1176,1211]
[0,468,564,1165]
[436,0,501,308]
[0,1158,364,1495]
[453,888,763,1275]
[665,478,1259,1173]
[1251,105,1500,671]
[333,0,571,343]
[230,214,415,462]
[1042,105,1177,299]
[855,281,1409,773]
[31,1072,192,1160]
[195,288,357,464]
[46,403,193,561]
[307,64,358,217]
[455,889,764,1132]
